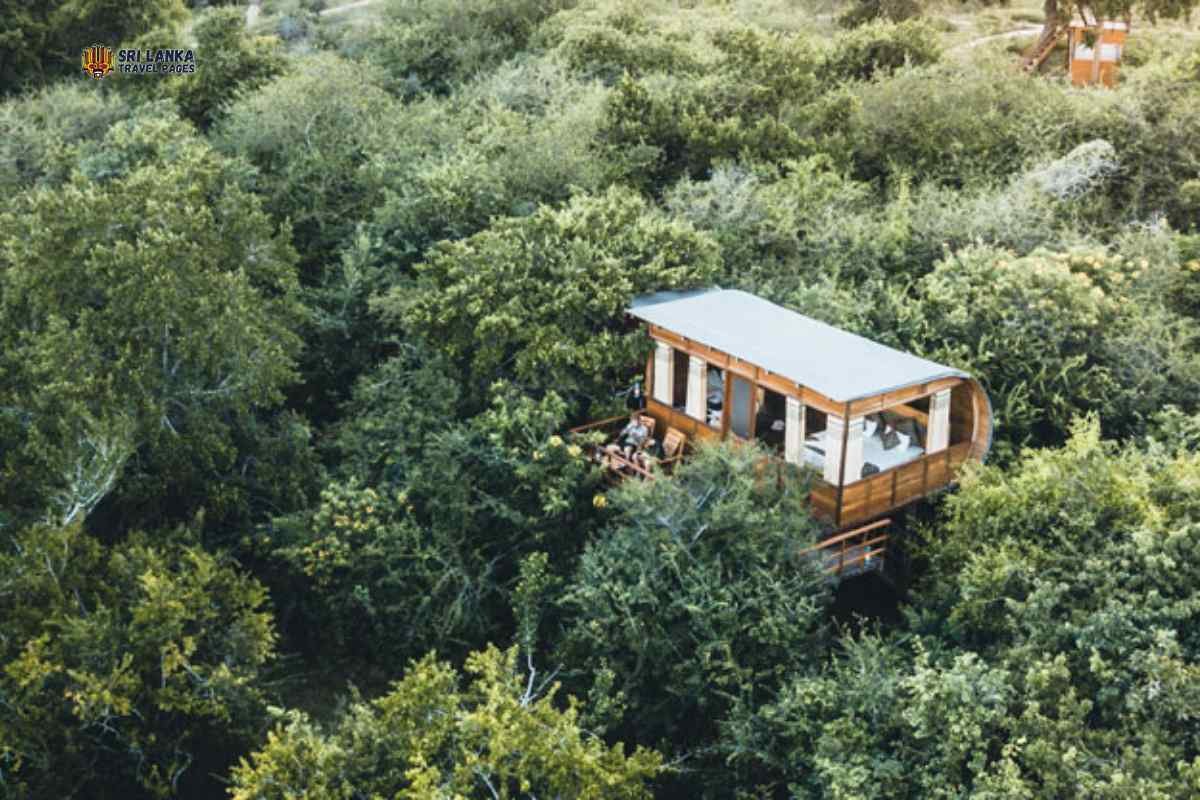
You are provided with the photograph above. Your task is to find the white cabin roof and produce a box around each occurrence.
[629,289,968,403]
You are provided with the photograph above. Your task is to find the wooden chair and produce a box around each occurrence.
[660,427,687,470]
[638,414,657,438]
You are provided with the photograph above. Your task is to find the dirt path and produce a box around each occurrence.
[320,0,378,16]
[950,27,1043,53]
[245,0,262,28]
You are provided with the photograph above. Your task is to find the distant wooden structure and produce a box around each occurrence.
[572,289,993,578]
[1067,14,1128,87]
[1022,7,1129,88]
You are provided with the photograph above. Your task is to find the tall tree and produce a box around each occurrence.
[0,0,186,94]
[0,112,305,532]
[0,523,278,799]
[229,646,661,799]
[379,186,721,409]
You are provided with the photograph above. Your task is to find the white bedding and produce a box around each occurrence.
[804,430,924,476]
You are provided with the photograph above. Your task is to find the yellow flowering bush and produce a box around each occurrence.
[293,482,397,588]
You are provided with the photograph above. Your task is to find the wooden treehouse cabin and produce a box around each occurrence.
[1022,7,1129,88]
[573,289,993,578]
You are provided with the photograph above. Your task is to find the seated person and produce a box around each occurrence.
[614,413,650,458]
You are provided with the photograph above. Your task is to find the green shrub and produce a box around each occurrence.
[913,243,1200,453]
[837,0,923,29]
[171,8,285,128]
[0,113,305,533]
[821,19,942,82]
[0,1,186,94]
[270,386,602,666]
[376,186,721,406]
[366,58,617,269]
[214,53,401,277]
[914,246,1118,453]
[1173,233,1200,318]
[558,442,829,790]
[347,0,577,96]
[534,4,705,82]
[229,646,661,799]
[827,58,1068,188]
[2,524,278,799]
[0,83,131,194]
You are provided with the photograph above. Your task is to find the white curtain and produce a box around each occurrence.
[653,342,672,404]
[685,357,706,420]
[927,388,951,453]
[784,397,805,465]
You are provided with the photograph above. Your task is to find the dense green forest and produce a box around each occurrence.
[2,0,1200,797]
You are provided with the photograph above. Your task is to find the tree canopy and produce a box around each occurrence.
[2,2,1200,798]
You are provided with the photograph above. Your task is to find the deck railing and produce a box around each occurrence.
[798,518,891,578]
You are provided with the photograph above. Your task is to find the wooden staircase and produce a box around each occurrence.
[1021,21,1068,72]
[800,517,892,580]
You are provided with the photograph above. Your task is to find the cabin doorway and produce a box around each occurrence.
[754,387,787,454]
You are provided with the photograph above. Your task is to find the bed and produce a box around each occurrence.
[803,426,925,478]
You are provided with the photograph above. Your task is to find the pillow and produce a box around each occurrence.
[863,418,877,438]
[880,427,900,450]
[896,431,911,450]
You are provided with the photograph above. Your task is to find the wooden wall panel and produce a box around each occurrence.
[645,398,721,442]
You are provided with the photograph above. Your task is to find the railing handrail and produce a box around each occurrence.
[824,546,887,574]
[798,518,891,554]
[568,414,630,435]
[602,449,655,480]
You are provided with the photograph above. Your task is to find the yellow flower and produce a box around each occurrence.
[532,450,543,461]
[593,494,608,509]
[1139,259,1150,269]
[567,444,582,458]
[548,435,564,448]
